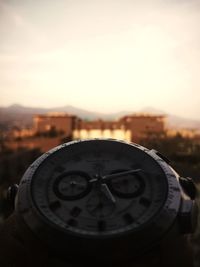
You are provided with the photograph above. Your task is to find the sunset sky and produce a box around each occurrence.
[0,0,200,119]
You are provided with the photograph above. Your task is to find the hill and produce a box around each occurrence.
[0,104,200,130]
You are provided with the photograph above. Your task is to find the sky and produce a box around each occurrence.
[0,0,200,119]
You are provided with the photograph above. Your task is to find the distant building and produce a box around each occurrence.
[73,119,131,141]
[167,128,200,139]
[5,112,167,152]
[12,128,35,139]
[72,114,166,142]
[120,113,166,142]
[34,113,78,137]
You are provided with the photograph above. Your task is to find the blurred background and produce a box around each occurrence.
[0,0,200,221]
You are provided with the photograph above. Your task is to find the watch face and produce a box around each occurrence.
[30,139,168,237]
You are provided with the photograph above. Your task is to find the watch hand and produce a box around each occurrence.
[89,169,142,184]
[89,174,102,184]
[89,178,98,183]
[101,183,116,203]
[102,169,142,181]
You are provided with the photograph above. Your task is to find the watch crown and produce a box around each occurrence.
[7,184,19,209]
[179,177,196,200]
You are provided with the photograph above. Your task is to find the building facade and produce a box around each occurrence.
[33,113,166,143]
[120,114,166,142]
[34,113,78,137]
[5,113,167,152]
[73,119,132,141]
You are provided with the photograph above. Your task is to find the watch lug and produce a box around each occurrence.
[178,199,198,234]
[151,149,171,164]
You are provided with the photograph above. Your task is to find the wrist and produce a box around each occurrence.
[0,213,48,266]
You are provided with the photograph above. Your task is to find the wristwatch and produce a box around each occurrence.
[8,139,198,265]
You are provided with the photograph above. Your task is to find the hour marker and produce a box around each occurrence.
[155,175,162,181]
[40,204,47,209]
[172,187,179,192]
[131,163,141,169]
[97,220,106,231]
[93,150,101,158]
[55,166,65,173]
[70,206,82,217]
[72,155,81,162]
[139,197,151,207]
[67,218,78,227]
[114,153,122,160]
[155,198,162,203]
[123,213,134,224]
[49,200,61,211]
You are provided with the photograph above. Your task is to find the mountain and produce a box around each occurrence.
[0,104,109,129]
[0,104,200,130]
[140,107,200,129]
[167,114,200,129]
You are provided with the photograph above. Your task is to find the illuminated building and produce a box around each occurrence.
[5,113,167,152]
[34,113,166,143]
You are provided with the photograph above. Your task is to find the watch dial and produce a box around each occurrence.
[31,139,168,237]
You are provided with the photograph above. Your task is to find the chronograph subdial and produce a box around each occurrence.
[108,170,145,198]
[86,192,115,218]
[53,171,92,200]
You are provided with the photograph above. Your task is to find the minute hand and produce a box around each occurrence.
[102,169,142,182]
